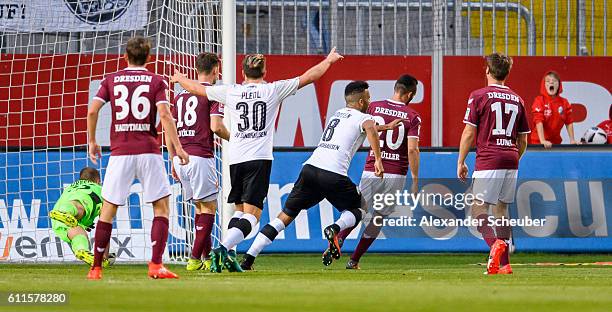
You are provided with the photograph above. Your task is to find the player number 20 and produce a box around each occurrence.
[491,101,518,137]
[372,116,405,150]
[113,85,151,120]
[176,96,198,128]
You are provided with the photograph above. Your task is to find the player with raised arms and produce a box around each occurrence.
[172,48,343,272]
[332,74,422,270]
[86,36,189,280]
[457,53,530,275]
[239,81,394,270]
[171,52,230,272]
[49,167,115,267]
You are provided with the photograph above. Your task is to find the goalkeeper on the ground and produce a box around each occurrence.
[50,167,114,267]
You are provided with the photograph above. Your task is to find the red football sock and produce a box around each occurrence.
[192,213,215,259]
[350,222,382,262]
[151,216,169,264]
[191,214,204,259]
[476,214,496,247]
[200,213,215,258]
[93,221,112,268]
[338,225,356,241]
[496,223,512,266]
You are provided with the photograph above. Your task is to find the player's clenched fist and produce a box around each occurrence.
[175,147,189,166]
[88,141,101,165]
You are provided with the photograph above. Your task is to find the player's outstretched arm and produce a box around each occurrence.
[457,124,476,182]
[363,119,384,178]
[297,47,344,89]
[407,138,420,194]
[377,118,404,131]
[211,116,230,141]
[171,70,207,97]
[87,99,104,164]
[158,103,189,165]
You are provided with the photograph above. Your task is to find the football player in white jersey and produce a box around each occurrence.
[172,48,343,272]
[239,81,397,270]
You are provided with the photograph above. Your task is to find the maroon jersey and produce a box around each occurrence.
[364,100,421,175]
[171,82,223,158]
[94,67,169,156]
[463,84,531,171]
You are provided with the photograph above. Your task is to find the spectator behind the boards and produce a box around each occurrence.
[529,71,579,148]
[595,105,612,144]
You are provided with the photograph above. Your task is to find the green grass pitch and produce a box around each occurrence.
[1,254,612,312]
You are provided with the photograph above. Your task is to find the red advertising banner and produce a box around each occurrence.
[442,56,612,146]
[0,55,432,147]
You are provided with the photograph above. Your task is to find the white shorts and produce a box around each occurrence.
[173,155,218,202]
[359,171,407,216]
[472,169,518,204]
[101,154,171,205]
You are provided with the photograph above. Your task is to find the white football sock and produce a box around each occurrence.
[222,213,258,250]
[334,210,357,231]
[247,218,285,257]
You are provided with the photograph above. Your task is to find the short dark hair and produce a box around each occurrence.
[394,74,418,95]
[79,167,100,183]
[486,52,513,81]
[196,52,220,74]
[242,54,266,79]
[344,80,369,102]
[126,36,151,66]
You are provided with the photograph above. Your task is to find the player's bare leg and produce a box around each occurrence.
[88,200,118,280]
[493,202,512,274]
[187,200,216,271]
[241,212,295,270]
[147,196,178,279]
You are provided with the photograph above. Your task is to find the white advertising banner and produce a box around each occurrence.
[0,0,147,32]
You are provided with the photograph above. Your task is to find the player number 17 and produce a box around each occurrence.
[491,101,518,137]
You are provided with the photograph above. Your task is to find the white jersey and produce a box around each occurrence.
[206,78,299,165]
[305,107,373,176]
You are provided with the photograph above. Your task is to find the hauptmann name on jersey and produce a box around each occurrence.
[486,92,520,103]
[113,75,153,83]
[374,106,408,119]
[115,123,150,132]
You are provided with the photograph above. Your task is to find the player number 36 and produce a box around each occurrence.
[113,84,151,120]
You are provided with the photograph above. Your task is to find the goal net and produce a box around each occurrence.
[0,0,223,263]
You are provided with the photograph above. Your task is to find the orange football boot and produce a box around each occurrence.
[486,239,507,275]
[148,262,179,279]
[87,267,103,280]
[498,264,513,274]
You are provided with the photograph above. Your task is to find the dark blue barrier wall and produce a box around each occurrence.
[1,149,611,253]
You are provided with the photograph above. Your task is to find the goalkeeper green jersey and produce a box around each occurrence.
[52,180,103,228]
